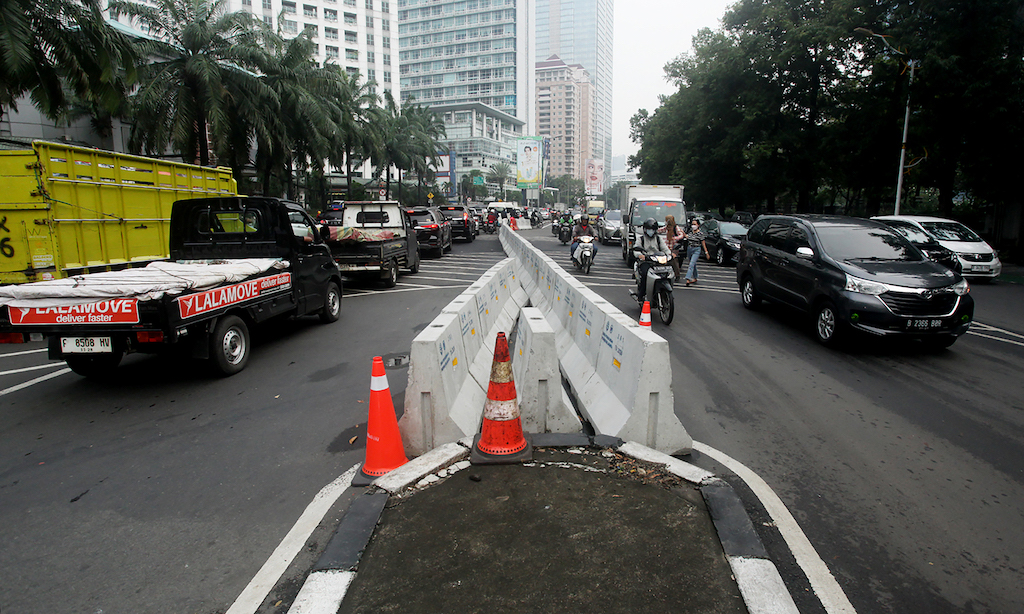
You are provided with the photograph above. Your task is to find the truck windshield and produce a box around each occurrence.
[631,201,683,226]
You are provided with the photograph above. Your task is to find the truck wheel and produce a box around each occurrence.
[66,352,124,378]
[384,259,398,288]
[319,282,342,323]
[210,315,250,376]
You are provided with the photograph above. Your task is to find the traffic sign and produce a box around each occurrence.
[379,189,386,197]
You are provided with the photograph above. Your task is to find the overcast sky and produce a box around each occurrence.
[611,0,736,162]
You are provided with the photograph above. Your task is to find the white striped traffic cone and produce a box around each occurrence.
[639,300,652,327]
[471,332,532,465]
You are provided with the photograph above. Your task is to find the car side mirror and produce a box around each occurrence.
[320,225,332,242]
[796,246,815,260]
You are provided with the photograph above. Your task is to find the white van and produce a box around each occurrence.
[872,215,1001,279]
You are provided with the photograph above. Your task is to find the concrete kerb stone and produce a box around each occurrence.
[372,442,469,493]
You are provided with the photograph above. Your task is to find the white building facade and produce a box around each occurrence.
[536,55,593,182]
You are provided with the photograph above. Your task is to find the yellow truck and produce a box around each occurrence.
[0,141,237,284]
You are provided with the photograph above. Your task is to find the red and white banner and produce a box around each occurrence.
[9,299,140,325]
[176,273,292,320]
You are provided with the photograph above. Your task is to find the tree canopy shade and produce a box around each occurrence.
[1,0,136,119]
[629,0,1024,237]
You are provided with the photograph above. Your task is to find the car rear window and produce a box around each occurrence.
[408,212,434,225]
[815,225,924,262]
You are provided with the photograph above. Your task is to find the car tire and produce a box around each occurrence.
[409,250,420,274]
[741,276,761,310]
[716,247,726,266]
[210,315,250,376]
[813,300,843,347]
[319,281,342,323]
[65,351,124,378]
[444,236,452,252]
[383,259,398,288]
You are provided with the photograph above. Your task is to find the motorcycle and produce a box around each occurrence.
[571,235,596,274]
[483,218,498,234]
[628,248,675,324]
[558,222,572,245]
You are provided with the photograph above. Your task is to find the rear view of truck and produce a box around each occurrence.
[0,140,236,284]
[621,185,686,265]
[318,201,419,287]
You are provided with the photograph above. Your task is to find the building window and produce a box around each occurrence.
[366,33,374,46]
[324,8,338,21]
[283,19,298,33]
[282,1,296,12]
[346,48,358,60]
[305,24,318,37]
[384,71,391,83]
[368,69,376,81]
[345,30,358,43]
[381,1,388,11]
[303,5,316,17]
[365,15,373,27]
[344,12,357,24]
[383,36,390,48]
[367,51,375,63]
[263,15,272,25]
[326,46,339,59]
[383,53,390,65]
[382,19,389,31]
[262,0,271,9]
[241,0,251,6]
[365,0,372,8]
[325,27,338,39]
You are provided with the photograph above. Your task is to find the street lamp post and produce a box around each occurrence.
[856,27,918,216]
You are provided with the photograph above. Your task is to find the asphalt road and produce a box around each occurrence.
[2,227,1021,614]
[527,225,1024,614]
[0,237,508,614]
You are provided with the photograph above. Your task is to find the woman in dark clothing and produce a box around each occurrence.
[682,218,710,286]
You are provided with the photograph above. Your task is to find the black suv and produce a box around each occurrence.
[405,207,452,257]
[736,215,974,349]
[438,204,477,241]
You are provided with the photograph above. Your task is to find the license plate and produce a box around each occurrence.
[61,337,113,354]
[971,265,990,272]
[906,319,943,330]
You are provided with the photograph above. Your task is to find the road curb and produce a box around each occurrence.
[287,438,798,614]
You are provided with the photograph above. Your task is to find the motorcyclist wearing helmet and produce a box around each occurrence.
[632,218,670,303]
[570,214,598,259]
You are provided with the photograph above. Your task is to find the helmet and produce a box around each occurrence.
[580,216,589,225]
[643,218,659,231]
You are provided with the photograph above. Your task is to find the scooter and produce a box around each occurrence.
[571,235,596,274]
[483,219,497,234]
[558,222,572,245]
[628,248,675,324]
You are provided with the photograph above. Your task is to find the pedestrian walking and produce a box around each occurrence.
[682,217,710,286]
[662,215,684,282]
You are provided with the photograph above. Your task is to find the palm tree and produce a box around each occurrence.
[369,91,412,200]
[1,0,136,120]
[330,69,378,200]
[109,0,266,166]
[487,162,513,200]
[461,169,484,203]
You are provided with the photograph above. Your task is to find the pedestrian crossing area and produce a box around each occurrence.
[342,250,510,297]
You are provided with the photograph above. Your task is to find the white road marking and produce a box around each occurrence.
[0,368,72,396]
[966,331,1024,348]
[0,363,68,377]
[344,285,464,296]
[0,348,49,358]
[971,321,1024,340]
[225,464,360,614]
[692,441,857,614]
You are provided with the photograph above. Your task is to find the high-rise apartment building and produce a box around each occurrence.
[535,0,612,186]
[397,0,535,200]
[536,56,592,181]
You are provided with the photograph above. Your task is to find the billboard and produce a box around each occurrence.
[585,158,605,196]
[432,151,456,198]
[516,137,544,189]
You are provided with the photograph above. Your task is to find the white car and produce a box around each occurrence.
[872,215,1001,279]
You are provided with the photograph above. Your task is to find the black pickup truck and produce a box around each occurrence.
[0,197,343,376]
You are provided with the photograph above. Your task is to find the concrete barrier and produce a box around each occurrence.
[512,307,581,433]
[499,225,692,454]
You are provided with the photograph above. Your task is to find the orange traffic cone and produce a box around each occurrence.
[639,300,652,327]
[352,356,409,486]
[510,217,518,231]
[471,332,533,465]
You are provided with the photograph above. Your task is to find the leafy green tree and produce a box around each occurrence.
[330,69,378,200]
[487,162,512,200]
[109,0,267,166]
[1,0,136,120]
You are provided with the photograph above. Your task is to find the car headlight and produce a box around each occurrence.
[726,240,741,249]
[844,274,888,296]
[952,279,970,296]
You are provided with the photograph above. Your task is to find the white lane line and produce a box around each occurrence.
[0,348,49,358]
[345,285,465,297]
[972,321,1024,340]
[0,363,68,377]
[692,441,857,614]
[401,275,477,283]
[966,331,1024,348]
[394,282,442,289]
[0,368,73,396]
[225,464,360,614]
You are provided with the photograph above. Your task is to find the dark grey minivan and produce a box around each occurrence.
[736,215,974,348]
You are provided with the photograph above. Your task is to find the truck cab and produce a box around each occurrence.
[317,201,419,286]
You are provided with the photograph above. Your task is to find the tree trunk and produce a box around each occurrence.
[345,143,354,200]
